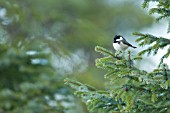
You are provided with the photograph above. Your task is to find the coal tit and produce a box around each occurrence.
[113,35,136,51]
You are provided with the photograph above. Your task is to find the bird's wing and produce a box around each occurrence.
[121,40,136,48]
[121,39,132,46]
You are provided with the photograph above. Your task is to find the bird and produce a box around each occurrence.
[113,35,136,51]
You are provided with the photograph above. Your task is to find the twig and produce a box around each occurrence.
[128,51,131,68]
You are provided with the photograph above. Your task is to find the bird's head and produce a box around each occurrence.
[113,35,124,43]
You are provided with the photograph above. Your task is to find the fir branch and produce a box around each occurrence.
[135,36,146,42]
[134,32,158,46]
[98,56,114,62]
[159,47,170,67]
[128,51,131,68]
[142,0,170,31]
[142,1,149,8]
[95,59,116,70]
[142,0,159,8]
[144,0,170,16]
[122,75,139,81]
[162,47,170,58]
[95,46,114,57]
[64,78,96,91]
[156,14,170,22]
[133,56,143,60]
[134,32,170,64]
[162,64,168,81]
[104,71,117,79]
[149,8,170,16]
[138,48,152,56]
[168,21,170,33]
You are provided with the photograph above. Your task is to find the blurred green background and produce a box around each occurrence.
[0,0,154,113]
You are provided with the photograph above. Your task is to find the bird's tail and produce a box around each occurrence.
[131,46,137,48]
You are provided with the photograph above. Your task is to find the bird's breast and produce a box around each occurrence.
[113,42,128,51]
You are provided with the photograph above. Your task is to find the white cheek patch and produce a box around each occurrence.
[116,37,123,41]
[119,37,123,40]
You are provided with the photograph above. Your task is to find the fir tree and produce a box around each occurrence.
[65,0,170,113]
